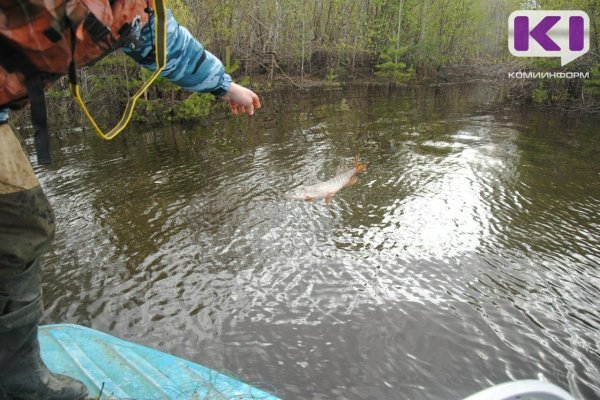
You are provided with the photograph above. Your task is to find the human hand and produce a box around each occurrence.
[221,83,261,116]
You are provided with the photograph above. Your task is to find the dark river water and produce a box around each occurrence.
[28,84,599,400]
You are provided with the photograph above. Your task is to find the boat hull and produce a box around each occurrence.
[39,324,280,399]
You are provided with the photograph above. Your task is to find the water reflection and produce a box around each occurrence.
[30,84,600,399]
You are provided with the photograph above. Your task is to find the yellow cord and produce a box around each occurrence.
[69,0,167,140]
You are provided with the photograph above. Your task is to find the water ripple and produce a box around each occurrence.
[33,86,600,399]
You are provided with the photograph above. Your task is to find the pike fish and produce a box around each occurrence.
[284,155,367,204]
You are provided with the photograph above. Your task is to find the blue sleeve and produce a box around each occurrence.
[0,108,9,123]
[122,10,231,96]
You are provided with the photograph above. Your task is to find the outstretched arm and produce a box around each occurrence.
[122,9,260,116]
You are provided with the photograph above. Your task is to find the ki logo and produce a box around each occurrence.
[508,10,590,66]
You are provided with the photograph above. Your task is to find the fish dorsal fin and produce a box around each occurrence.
[335,164,344,175]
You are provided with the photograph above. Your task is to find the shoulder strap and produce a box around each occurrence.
[68,0,167,141]
[0,35,54,164]
[26,76,52,165]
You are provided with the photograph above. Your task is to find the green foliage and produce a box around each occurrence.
[375,46,414,81]
[532,86,549,104]
[326,69,341,87]
[224,46,239,75]
[132,99,171,123]
[175,93,213,121]
[237,76,251,87]
[132,93,215,123]
[169,0,192,27]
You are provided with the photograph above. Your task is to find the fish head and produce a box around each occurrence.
[284,185,308,200]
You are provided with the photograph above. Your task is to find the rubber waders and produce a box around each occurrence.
[0,124,88,400]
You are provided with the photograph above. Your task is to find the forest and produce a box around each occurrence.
[35,0,600,127]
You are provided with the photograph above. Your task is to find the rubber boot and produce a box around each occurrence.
[0,260,88,400]
[0,124,88,399]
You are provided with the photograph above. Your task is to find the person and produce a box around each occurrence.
[0,2,260,399]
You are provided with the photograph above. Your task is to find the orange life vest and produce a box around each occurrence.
[0,0,150,109]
